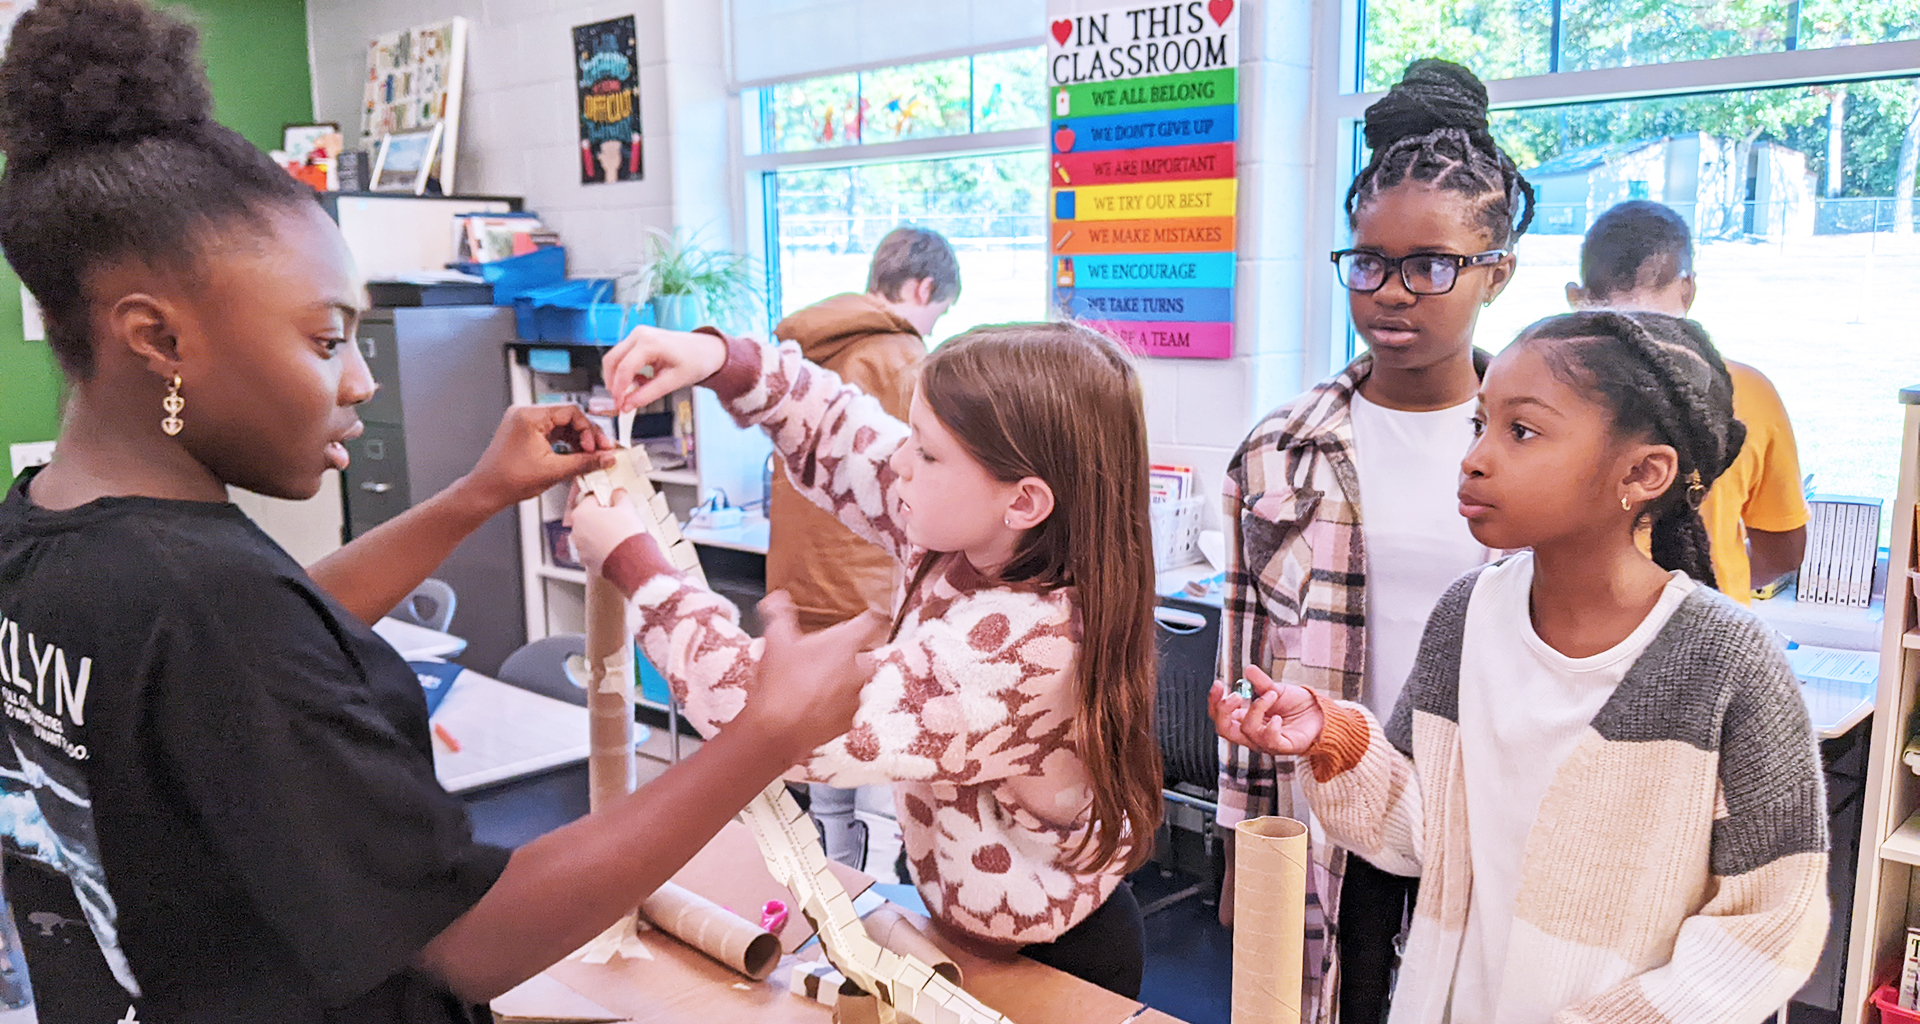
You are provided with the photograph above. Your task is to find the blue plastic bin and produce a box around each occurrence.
[454,246,567,306]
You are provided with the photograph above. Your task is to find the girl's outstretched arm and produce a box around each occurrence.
[572,520,1073,791]
[1215,668,1424,875]
[601,326,913,564]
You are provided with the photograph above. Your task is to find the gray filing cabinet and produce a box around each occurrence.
[342,305,523,675]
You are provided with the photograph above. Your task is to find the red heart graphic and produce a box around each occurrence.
[1208,0,1234,25]
[1051,19,1073,44]
[1054,127,1076,153]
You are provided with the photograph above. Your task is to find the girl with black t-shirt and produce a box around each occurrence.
[0,1,883,1021]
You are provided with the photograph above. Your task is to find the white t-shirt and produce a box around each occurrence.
[1348,392,1487,721]
[1450,552,1695,1024]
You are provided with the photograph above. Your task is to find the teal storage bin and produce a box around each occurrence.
[637,642,671,709]
[454,246,567,305]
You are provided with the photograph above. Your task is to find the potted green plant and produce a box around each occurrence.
[622,227,761,332]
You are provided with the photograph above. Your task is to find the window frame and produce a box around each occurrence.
[738,48,1049,334]
[1309,7,1920,371]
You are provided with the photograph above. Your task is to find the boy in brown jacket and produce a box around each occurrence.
[771,226,960,868]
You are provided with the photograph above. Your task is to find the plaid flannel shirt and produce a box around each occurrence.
[1218,349,1488,1024]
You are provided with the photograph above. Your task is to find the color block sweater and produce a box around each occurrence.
[1301,566,1828,1024]
[601,332,1122,947]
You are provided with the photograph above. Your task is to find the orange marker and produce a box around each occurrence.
[433,722,462,753]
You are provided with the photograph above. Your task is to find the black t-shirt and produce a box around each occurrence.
[0,469,509,1023]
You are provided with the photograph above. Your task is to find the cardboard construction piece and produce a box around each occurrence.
[737,782,1016,1024]
[641,880,782,981]
[1231,817,1308,1024]
[492,971,624,1022]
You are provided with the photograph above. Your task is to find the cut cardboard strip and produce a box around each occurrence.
[491,970,624,1023]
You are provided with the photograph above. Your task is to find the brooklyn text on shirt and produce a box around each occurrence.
[0,612,93,760]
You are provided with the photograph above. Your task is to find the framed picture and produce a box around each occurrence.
[361,17,469,193]
[369,123,444,195]
[282,122,340,163]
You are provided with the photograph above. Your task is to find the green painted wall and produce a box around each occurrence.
[0,0,313,485]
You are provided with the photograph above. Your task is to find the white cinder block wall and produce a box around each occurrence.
[306,0,1324,524]
[1051,0,1321,525]
[306,0,732,275]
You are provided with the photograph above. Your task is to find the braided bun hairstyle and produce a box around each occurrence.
[1346,59,1537,246]
[0,0,316,378]
[1523,311,1747,588]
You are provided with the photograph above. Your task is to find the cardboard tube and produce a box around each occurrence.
[585,572,634,812]
[861,907,962,985]
[1231,816,1308,1024]
[640,880,783,981]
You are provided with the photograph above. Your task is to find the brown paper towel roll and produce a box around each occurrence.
[1232,816,1308,1024]
[640,880,782,980]
[584,572,635,813]
[861,907,963,985]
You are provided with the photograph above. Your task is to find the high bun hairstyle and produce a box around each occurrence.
[1346,59,1537,247]
[0,0,318,378]
[1521,311,1747,588]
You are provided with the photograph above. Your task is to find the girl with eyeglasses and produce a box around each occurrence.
[1211,58,1535,1024]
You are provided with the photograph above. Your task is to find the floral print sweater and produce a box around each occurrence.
[599,331,1124,946]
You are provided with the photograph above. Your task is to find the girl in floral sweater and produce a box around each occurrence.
[569,321,1163,997]
[1213,311,1827,1023]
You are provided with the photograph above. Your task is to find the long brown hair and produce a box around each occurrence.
[903,321,1162,874]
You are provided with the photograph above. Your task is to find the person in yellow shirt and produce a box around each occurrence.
[1567,201,1809,603]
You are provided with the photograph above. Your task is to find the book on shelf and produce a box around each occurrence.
[1150,463,1195,505]
[1901,926,1920,1008]
[1797,495,1880,607]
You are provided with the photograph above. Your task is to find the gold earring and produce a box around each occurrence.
[161,374,184,436]
[1620,495,1631,512]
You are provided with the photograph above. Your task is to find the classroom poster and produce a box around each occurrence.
[573,16,644,184]
[360,18,469,191]
[1048,0,1240,359]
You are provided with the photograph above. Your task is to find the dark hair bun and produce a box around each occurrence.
[1362,59,1491,153]
[0,0,212,169]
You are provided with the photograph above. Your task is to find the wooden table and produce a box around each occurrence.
[495,822,1186,1024]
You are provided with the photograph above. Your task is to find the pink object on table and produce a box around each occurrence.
[760,900,788,934]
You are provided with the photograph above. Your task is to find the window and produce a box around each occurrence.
[750,48,1050,341]
[1362,0,1920,90]
[1328,0,1920,525]
[763,49,1047,153]
[765,154,1048,339]
[1467,80,1920,513]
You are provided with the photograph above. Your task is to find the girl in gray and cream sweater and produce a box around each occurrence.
[1214,310,1827,1024]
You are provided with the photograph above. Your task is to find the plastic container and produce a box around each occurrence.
[1874,983,1920,1024]
[1150,496,1205,572]
[454,245,567,305]
[511,279,654,343]
[536,296,653,344]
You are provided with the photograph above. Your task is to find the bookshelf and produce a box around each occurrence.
[1843,386,1920,1021]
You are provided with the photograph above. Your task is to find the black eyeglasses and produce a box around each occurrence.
[1330,249,1510,296]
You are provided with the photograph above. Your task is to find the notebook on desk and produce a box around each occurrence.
[430,671,594,793]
